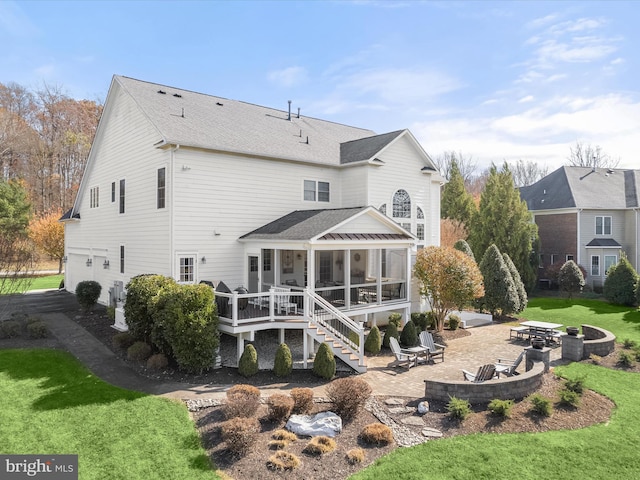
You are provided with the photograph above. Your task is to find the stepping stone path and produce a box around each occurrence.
[384,398,405,406]
[400,416,425,426]
[388,406,415,414]
[422,427,443,438]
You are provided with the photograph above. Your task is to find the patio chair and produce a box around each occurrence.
[509,326,529,340]
[272,287,298,314]
[389,337,418,369]
[419,331,446,363]
[462,364,496,383]
[495,349,526,377]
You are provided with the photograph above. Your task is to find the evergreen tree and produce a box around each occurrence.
[503,253,527,313]
[364,325,382,354]
[453,239,475,261]
[441,159,476,226]
[468,163,538,292]
[603,254,639,306]
[558,260,585,299]
[478,244,519,316]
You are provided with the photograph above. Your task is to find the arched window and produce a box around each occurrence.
[393,189,411,218]
[379,204,386,215]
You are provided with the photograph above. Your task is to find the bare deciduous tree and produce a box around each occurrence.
[509,159,549,187]
[567,141,619,169]
[432,151,477,184]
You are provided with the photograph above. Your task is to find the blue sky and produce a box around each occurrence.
[1,0,637,171]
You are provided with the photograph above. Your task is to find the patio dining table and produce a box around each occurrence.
[520,320,564,346]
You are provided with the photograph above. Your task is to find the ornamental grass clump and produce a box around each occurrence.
[346,448,366,465]
[267,451,301,471]
[112,331,136,350]
[220,416,260,456]
[325,377,372,421]
[359,423,394,446]
[127,341,152,362]
[266,393,294,422]
[146,353,169,370]
[0,320,21,339]
[303,436,337,455]
[26,320,48,338]
[290,387,314,414]
[224,384,261,419]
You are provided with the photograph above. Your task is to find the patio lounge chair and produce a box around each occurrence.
[389,337,418,369]
[419,331,446,363]
[495,349,526,377]
[462,364,496,383]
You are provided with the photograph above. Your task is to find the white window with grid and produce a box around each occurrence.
[595,216,612,235]
[178,255,196,283]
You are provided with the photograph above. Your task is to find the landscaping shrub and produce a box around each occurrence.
[382,322,399,349]
[148,282,218,373]
[272,429,297,443]
[146,353,169,370]
[273,343,292,377]
[623,338,637,349]
[325,377,372,421]
[604,254,639,306]
[558,260,586,298]
[75,280,102,312]
[447,396,471,421]
[359,423,394,446]
[426,311,437,330]
[267,394,294,422]
[448,314,460,331]
[106,306,115,321]
[224,384,261,419]
[348,330,360,347]
[290,387,314,414]
[411,312,429,332]
[26,320,48,338]
[125,274,176,344]
[634,348,640,362]
[112,331,136,350]
[617,350,634,368]
[267,451,300,471]
[564,376,586,394]
[238,344,259,377]
[589,353,602,365]
[312,343,335,380]
[488,399,514,418]
[529,394,553,417]
[346,448,366,464]
[400,319,418,347]
[268,439,288,450]
[364,325,381,354]
[0,320,21,339]
[388,313,402,329]
[220,417,260,456]
[303,436,336,455]
[127,341,152,362]
[559,388,581,408]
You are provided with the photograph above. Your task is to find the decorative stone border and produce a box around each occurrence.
[423,361,545,403]
[581,324,616,359]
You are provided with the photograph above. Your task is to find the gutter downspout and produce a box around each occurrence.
[170,144,180,279]
[576,209,582,267]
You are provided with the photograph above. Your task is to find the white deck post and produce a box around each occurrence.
[236,334,244,365]
[279,328,285,344]
[303,332,308,368]
[232,291,239,326]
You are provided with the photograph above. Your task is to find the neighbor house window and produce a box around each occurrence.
[111,182,116,203]
[90,186,99,208]
[393,189,411,218]
[604,255,618,274]
[157,167,166,209]
[304,180,330,202]
[179,256,195,283]
[595,216,612,235]
[119,179,125,214]
[566,255,574,262]
[551,254,558,265]
[119,245,125,274]
[591,255,600,276]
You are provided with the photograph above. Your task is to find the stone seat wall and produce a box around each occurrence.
[423,361,545,403]
[581,324,615,359]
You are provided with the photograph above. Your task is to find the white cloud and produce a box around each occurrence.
[0,1,39,37]
[267,66,308,88]
[518,95,534,103]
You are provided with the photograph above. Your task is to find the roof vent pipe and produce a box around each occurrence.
[297,107,300,118]
[288,100,291,121]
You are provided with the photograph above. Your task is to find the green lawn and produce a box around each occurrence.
[522,297,640,343]
[354,298,640,479]
[0,349,218,480]
[1,274,64,294]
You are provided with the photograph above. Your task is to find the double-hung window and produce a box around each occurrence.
[120,246,125,274]
[179,256,195,283]
[90,186,99,208]
[604,255,618,274]
[119,179,125,214]
[595,216,611,235]
[304,180,330,202]
[111,182,116,203]
[591,255,600,276]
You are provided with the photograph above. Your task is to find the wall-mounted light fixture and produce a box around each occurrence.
[103,259,110,269]
[201,256,206,264]
[63,256,68,263]
[86,258,93,267]
[213,230,221,236]
[182,165,191,171]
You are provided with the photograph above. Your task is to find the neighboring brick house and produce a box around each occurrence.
[520,166,640,289]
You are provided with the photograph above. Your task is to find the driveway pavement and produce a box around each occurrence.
[0,290,566,401]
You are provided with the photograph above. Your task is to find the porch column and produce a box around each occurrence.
[236,334,245,366]
[345,249,351,309]
[376,248,382,305]
[303,332,308,368]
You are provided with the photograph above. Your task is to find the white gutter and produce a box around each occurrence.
[576,209,582,266]
[170,144,180,278]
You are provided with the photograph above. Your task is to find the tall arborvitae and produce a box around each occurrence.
[503,252,527,313]
[453,239,475,261]
[441,159,477,226]
[478,244,519,316]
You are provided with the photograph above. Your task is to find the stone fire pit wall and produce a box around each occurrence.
[423,361,545,403]
[581,324,615,359]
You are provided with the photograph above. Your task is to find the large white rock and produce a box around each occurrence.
[285,412,342,438]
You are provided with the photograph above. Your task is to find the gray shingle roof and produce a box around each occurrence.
[520,166,640,211]
[240,207,412,241]
[115,76,377,166]
[586,238,622,247]
[340,130,405,164]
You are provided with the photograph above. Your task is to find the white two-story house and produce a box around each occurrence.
[62,75,443,371]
